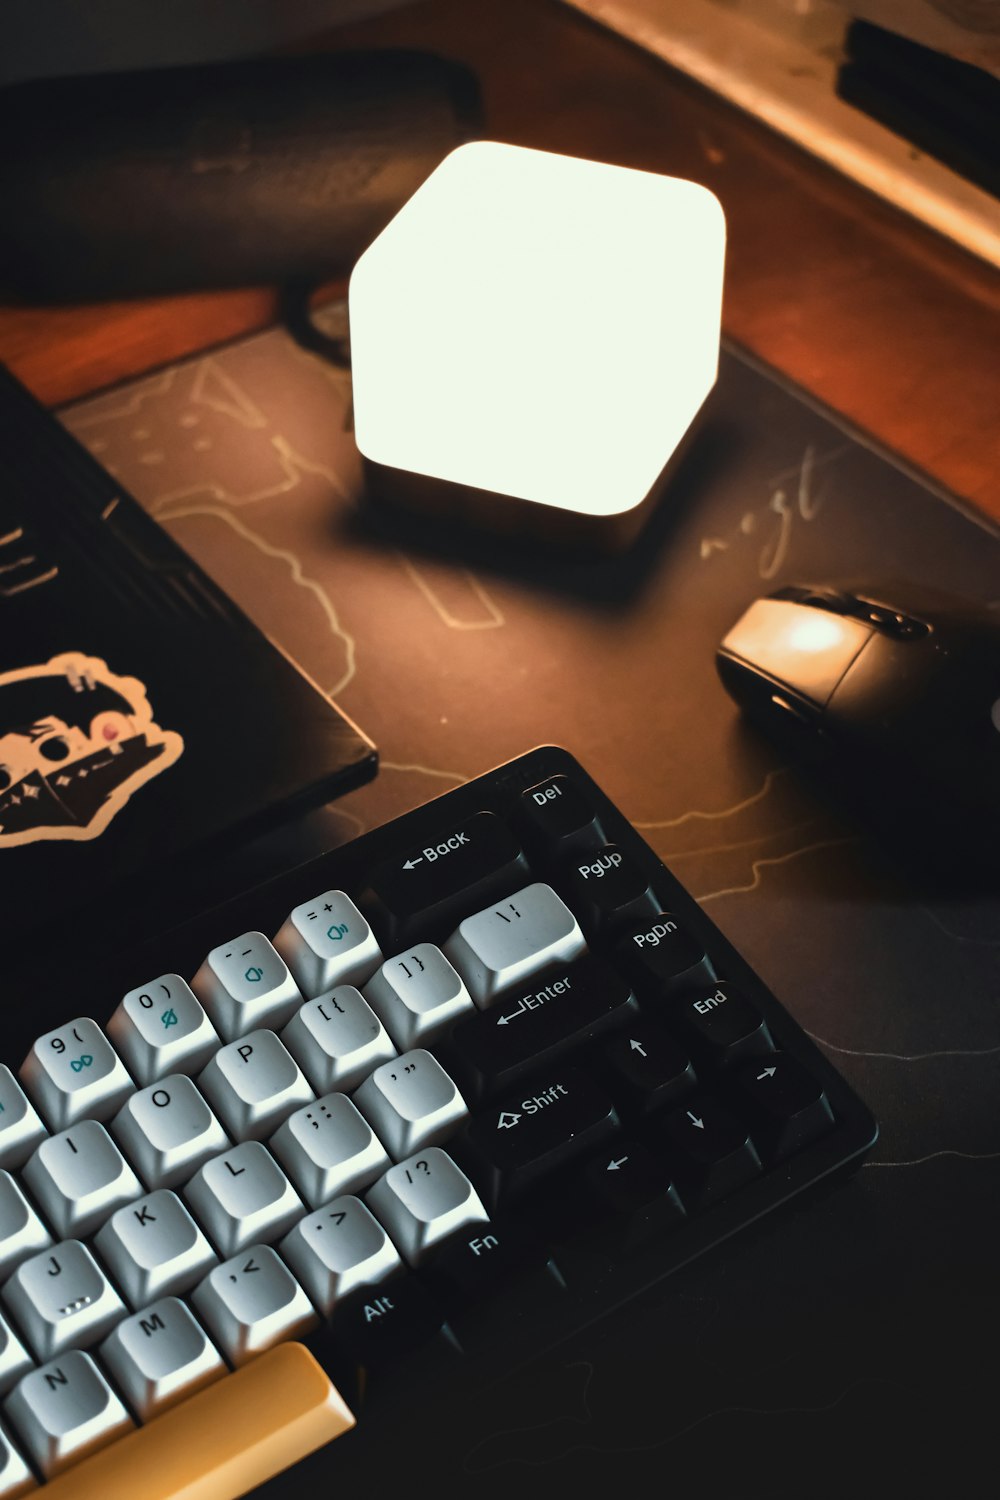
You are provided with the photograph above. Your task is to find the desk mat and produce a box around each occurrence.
[62,312,1000,1491]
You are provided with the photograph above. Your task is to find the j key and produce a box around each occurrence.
[615,913,715,997]
[443,883,586,1008]
[191,932,302,1041]
[20,1018,133,1130]
[0,1172,52,1282]
[364,944,475,1050]
[462,1063,620,1213]
[365,811,529,948]
[184,1141,304,1257]
[730,1052,835,1163]
[111,1074,229,1190]
[191,1244,317,1366]
[601,1021,698,1120]
[99,1296,226,1420]
[449,953,637,1105]
[198,1030,314,1142]
[93,1189,217,1310]
[564,846,661,936]
[107,976,219,1086]
[280,1195,402,1316]
[2,1349,132,1479]
[365,1148,488,1268]
[273,890,383,998]
[516,774,606,860]
[353,1050,468,1160]
[22,1120,142,1240]
[3,1241,125,1360]
[666,982,775,1070]
[281,986,397,1096]
[0,1420,33,1496]
[0,1066,46,1172]
[653,1096,762,1208]
[0,1314,33,1399]
[270,1092,390,1209]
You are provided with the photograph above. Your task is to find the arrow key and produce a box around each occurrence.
[601,1021,698,1120]
[730,1052,835,1163]
[651,1095,761,1210]
[575,1140,686,1249]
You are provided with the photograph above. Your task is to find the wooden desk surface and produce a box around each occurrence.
[3,0,999,523]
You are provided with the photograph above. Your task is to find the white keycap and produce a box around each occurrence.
[111,1074,229,1190]
[0,1420,34,1496]
[279,1195,402,1316]
[2,1242,125,1361]
[99,1297,225,1420]
[197,1031,313,1142]
[93,1190,217,1311]
[352,1050,468,1160]
[443,882,586,1007]
[270,1093,390,1209]
[191,1244,316,1366]
[3,1349,132,1478]
[107,975,219,1086]
[0,1315,33,1400]
[191,932,302,1041]
[184,1142,304,1257]
[21,1121,141,1241]
[363,944,475,1050]
[365,1147,488,1267]
[273,890,383,998]
[281,987,396,1095]
[0,1067,46,1172]
[19,1018,133,1130]
[0,1173,51,1282]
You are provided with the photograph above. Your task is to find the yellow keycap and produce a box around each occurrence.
[41,1342,354,1500]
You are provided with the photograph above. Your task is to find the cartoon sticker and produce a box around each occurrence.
[0,654,184,848]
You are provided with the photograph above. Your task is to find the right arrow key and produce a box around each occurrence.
[730,1052,835,1164]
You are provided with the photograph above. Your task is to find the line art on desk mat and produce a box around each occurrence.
[694,835,860,902]
[157,503,357,697]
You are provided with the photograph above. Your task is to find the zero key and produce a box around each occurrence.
[365,813,528,948]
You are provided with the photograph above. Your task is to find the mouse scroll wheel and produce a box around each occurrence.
[855,604,930,639]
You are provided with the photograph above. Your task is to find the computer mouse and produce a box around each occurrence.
[716,581,1000,872]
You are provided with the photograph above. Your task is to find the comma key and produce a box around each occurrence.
[364,812,529,948]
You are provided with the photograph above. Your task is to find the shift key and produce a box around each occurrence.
[460,1064,620,1212]
[365,813,529,947]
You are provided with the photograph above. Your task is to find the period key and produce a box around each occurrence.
[364,813,529,947]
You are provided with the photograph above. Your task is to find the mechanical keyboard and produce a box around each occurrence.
[0,746,878,1497]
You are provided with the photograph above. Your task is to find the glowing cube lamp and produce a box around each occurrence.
[349,141,726,551]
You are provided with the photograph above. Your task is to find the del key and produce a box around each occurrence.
[365,813,528,946]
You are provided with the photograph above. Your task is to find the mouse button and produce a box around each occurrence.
[719,598,873,706]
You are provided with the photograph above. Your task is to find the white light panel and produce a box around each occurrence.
[349,141,726,545]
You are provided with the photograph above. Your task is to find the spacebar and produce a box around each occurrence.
[42,1344,354,1500]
